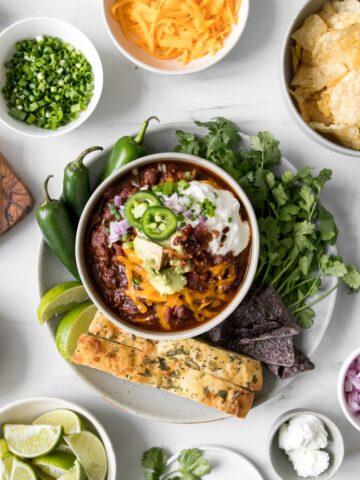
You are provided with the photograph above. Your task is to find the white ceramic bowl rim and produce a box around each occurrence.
[76,152,260,340]
[0,396,116,480]
[337,346,360,431]
[279,0,360,157]
[0,16,103,138]
[101,0,250,75]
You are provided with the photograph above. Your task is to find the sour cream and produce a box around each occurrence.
[178,181,250,256]
[278,414,330,478]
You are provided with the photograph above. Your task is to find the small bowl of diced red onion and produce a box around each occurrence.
[338,347,360,431]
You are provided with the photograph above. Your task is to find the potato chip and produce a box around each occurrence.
[332,0,360,13]
[312,23,360,69]
[291,63,346,93]
[306,97,332,123]
[291,43,302,74]
[329,70,360,126]
[290,89,332,124]
[318,1,337,22]
[302,49,313,65]
[291,14,328,51]
[309,122,360,149]
[317,89,334,119]
[290,89,310,121]
[327,11,360,28]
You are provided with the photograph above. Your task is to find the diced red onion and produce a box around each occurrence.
[345,355,360,417]
[108,219,130,244]
[198,216,205,223]
[114,195,121,208]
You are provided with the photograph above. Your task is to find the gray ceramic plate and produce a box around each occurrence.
[38,122,338,423]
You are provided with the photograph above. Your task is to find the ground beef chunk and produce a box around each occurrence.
[113,244,124,257]
[186,271,206,292]
[173,305,191,320]
[173,224,193,245]
[194,223,210,244]
[119,184,137,204]
[143,167,158,186]
[165,307,174,325]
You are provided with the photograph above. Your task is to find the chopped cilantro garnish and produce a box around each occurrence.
[175,117,360,328]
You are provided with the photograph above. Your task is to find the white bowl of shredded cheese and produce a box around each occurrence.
[269,410,344,480]
[102,0,250,75]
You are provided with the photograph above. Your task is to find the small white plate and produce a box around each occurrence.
[167,445,263,480]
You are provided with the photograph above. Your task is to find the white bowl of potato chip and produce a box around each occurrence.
[281,0,360,156]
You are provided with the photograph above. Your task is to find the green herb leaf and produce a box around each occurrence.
[250,131,281,169]
[297,307,315,328]
[142,447,168,479]
[343,265,360,291]
[178,449,212,478]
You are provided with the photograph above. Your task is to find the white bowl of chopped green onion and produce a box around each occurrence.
[0,17,103,137]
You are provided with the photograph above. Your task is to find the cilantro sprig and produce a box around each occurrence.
[175,118,360,328]
[142,447,212,480]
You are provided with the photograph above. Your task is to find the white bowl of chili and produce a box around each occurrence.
[102,0,250,75]
[76,152,259,340]
[0,17,103,137]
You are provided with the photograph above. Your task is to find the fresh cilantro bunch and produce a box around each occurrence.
[175,118,360,328]
[142,447,212,480]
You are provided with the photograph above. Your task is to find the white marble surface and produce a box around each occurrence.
[0,0,359,478]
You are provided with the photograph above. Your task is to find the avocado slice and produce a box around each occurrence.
[145,267,187,295]
[134,236,165,271]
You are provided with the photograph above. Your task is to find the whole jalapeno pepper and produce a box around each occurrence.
[36,175,79,280]
[63,145,103,221]
[101,115,159,180]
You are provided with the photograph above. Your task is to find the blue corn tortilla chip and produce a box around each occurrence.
[238,324,301,345]
[205,283,314,378]
[268,349,315,379]
[239,336,295,367]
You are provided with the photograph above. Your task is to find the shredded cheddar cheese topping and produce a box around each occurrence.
[111,0,241,64]
[116,246,237,329]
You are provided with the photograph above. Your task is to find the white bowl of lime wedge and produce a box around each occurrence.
[0,396,116,479]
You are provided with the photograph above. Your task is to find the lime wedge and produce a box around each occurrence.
[1,454,14,480]
[58,460,85,480]
[55,441,74,454]
[34,469,54,480]
[0,440,9,458]
[37,282,88,324]
[33,410,84,435]
[56,302,97,361]
[64,431,107,480]
[10,458,37,480]
[32,452,75,478]
[4,424,62,458]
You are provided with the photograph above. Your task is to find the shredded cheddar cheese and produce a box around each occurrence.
[117,248,237,329]
[111,0,241,64]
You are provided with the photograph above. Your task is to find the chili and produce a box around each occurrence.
[36,175,79,280]
[63,146,103,221]
[101,116,159,180]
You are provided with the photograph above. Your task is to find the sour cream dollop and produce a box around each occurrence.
[178,181,250,256]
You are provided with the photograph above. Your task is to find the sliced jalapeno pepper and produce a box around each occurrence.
[141,206,177,241]
[125,191,160,229]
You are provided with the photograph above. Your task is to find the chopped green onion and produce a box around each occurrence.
[201,199,215,218]
[178,179,189,190]
[2,36,94,130]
